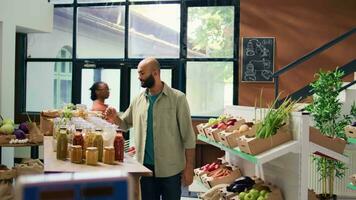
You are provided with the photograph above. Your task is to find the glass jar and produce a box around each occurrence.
[103,146,115,165]
[83,130,95,159]
[70,145,82,164]
[114,133,124,162]
[73,132,84,146]
[56,129,68,160]
[86,147,98,166]
[93,132,104,162]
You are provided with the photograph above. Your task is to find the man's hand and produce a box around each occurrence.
[181,165,194,186]
[104,107,118,124]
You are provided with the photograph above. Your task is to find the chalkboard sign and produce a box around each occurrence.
[241,37,275,82]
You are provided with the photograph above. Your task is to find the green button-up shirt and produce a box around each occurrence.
[118,83,196,177]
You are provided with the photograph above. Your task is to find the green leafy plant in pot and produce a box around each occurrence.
[306,69,353,200]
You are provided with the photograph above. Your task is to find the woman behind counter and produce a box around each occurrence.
[90,81,110,113]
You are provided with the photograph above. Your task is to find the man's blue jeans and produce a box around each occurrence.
[140,164,181,200]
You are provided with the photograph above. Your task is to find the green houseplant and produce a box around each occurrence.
[306,69,353,200]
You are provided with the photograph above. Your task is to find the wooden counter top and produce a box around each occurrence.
[44,136,152,177]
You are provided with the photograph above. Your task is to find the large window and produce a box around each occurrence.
[19,0,239,119]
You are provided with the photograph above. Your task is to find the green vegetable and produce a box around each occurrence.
[255,96,297,139]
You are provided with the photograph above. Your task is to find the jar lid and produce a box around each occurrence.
[104,146,114,150]
[87,147,98,151]
[72,145,82,149]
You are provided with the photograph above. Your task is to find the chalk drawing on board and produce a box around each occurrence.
[246,40,255,56]
[244,62,257,81]
[248,58,271,70]
[241,37,275,82]
[261,70,273,80]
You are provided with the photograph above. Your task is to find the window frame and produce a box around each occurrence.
[15,0,240,122]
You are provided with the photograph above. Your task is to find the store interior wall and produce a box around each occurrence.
[0,0,53,166]
[239,0,356,106]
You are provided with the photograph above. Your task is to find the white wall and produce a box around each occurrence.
[0,0,53,33]
[0,0,53,166]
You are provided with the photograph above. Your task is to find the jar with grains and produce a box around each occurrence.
[103,146,115,165]
[86,147,98,165]
[70,145,82,164]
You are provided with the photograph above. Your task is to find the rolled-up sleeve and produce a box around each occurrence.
[119,103,133,130]
[177,94,196,149]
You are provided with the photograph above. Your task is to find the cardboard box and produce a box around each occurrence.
[204,168,242,188]
[309,127,346,154]
[237,126,292,155]
[205,127,224,142]
[345,125,356,138]
[219,131,240,148]
[196,123,213,137]
[219,124,256,148]
[206,123,242,142]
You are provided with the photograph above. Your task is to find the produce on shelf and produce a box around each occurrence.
[255,97,297,139]
[200,162,220,172]
[14,129,26,140]
[9,138,29,144]
[0,115,15,135]
[239,188,270,200]
[19,122,29,134]
[226,176,255,193]
[206,118,244,142]
[196,114,233,136]
[205,167,232,179]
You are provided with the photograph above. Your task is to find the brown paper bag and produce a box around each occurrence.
[0,165,15,200]
[40,113,54,136]
[28,122,43,144]
[15,159,44,176]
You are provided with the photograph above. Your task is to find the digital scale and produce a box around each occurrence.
[15,170,132,200]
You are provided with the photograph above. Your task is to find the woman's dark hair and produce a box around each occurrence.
[90,82,104,101]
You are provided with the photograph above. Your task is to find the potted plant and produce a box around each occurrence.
[306,69,354,199]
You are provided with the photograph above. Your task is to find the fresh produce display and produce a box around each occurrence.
[14,129,26,139]
[9,138,29,144]
[0,123,15,135]
[238,188,270,200]
[199,162,220,172]
[211,118,237,130]
[207,114,231,127]
[204,167,232,179]
[0,116,15,135]
[227,176,255,193]
[256,98,296,139]
[19,122,29,134]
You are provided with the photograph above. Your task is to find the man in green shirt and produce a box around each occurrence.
[105,57,196,200]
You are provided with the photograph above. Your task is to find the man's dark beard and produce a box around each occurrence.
[141,74,155,88]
